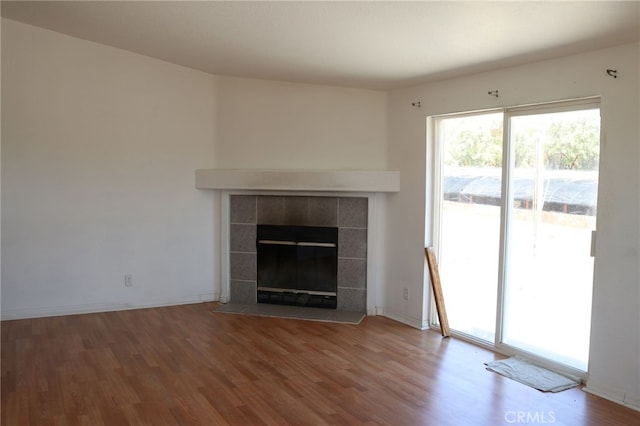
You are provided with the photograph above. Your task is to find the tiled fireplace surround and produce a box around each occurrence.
[229,195,368,312]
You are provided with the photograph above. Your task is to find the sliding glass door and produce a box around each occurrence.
[436,112,503,343]
[500,107,599,371]
[433,100,600,372]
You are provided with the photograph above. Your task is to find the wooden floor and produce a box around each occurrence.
[2,303,639,425]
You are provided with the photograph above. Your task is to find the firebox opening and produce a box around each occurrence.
[257,225,338,309]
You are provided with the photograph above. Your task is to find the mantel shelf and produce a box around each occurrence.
[195,169,400,193]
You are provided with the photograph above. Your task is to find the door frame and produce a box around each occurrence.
[428,97,601,379]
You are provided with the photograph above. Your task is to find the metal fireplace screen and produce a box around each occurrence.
[257,225,338,309]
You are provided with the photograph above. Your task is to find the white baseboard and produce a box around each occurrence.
[583,381,640,412]
[379,311,428,330]
[367,305,384,317]
[1,293,219,320]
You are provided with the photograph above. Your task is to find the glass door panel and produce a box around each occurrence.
[501,108,600,371]
[438,113,503,342]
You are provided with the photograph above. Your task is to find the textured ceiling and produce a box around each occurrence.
[2,1,639,90]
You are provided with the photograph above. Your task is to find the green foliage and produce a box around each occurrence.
[448,129,502,168]
[444,115,503,168]
[444,113,599,171]
[544,118,600,170]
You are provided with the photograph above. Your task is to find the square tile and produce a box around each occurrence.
[230,280,257,304]
[284,197,309,225]
[230,195,256,224]
[308,197,338,226]
[338,258,366,289]
[337,287,366,312]
[230,224,256,253]
[230,252,256,281]
[257,196,284,225]
[339,197,368,228]
[338,228,367,259]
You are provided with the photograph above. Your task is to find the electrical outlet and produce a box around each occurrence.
[403,287,409,301]
[124,274,133,287]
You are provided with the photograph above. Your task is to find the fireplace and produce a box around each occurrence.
[257,225,338,308]
[195,170,400,315]
[229,195,367,312]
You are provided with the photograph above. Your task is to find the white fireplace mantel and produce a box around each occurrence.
[197,169,396,317]
[195,169,400,192]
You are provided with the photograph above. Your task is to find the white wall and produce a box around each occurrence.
[1,19,218,318]
[213,76,387,170]
[386,43,640,409]
[199,61,389,320]
[1,18,390,320]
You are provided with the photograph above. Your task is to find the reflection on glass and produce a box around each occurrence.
[502,109,599,371]
[439,113,503,343]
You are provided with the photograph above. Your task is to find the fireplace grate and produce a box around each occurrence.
[257,225,338,309]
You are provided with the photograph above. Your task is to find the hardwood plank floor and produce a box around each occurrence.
[2,302,639,425]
